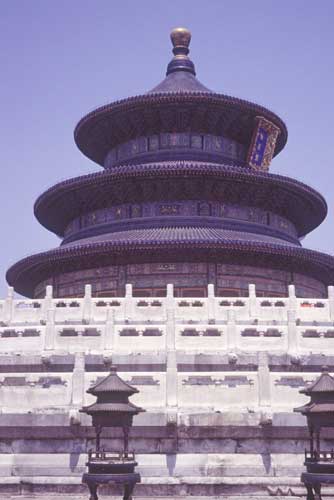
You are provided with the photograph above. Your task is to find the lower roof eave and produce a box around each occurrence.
[6,239,334,298]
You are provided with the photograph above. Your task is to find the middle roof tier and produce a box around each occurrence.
[34,161,326,239]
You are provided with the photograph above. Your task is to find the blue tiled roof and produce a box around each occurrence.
[62,226,297,249]
[148,70,211,94]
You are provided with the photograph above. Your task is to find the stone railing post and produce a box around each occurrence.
[258,352,271,406]
[166,351,178,409]
[42,285,53,322]
[103,308,115,351]
[328,286,334,321]
[207,284,215,322]
[4,286,14,324]
[226,310,237,351]
[83,284,92,324]
[44,308,56,351]
[166,307,175,351]
[124,284,134,321]
[288,284,297,310]
[166,284,174,310]
[287,309,298,354]
[287,284,298,355]
[258,352,272,425]
[166,299,178,422]
[44,285,53,306]
[71,352,85,407]
[248,284,257,318]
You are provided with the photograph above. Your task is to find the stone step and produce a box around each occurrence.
[0,476,311,499]
[7,497,303,500]
[4,475,332,499]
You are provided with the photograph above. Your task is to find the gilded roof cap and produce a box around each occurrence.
[170,27,191,51]
[167,26,195,75]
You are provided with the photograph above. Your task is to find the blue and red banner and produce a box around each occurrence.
[247,116,280,171]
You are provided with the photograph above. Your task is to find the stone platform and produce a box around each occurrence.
[1,284,334,497]
[0,478,321,498]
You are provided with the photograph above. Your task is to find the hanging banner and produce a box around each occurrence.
[247,116,280,171]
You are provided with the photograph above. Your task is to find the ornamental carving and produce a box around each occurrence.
[183,376,254,387]
[159,204,180,215]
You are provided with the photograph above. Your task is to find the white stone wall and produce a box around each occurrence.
[0,283,333,496]
[0,283,333,415]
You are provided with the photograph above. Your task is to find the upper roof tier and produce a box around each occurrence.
[74,28,288,167]
[148,27,211,93]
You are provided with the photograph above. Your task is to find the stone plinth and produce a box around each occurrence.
[0,284,334,497]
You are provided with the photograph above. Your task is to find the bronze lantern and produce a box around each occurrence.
[295,368,334,499]
[80,365,144,500]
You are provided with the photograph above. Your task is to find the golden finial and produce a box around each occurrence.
[170,27,191,52]
[167,27,195,75]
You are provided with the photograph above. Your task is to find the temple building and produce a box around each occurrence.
[6,28,334,300]
[0,28,334,498]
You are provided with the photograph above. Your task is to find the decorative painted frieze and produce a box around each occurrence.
[125,376,160,386]
[275,376,310,388]
[183,376,253,387]
[0,376,66,387]
[104,132,246,168]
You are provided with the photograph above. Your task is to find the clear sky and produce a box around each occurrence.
[1,0,333,298]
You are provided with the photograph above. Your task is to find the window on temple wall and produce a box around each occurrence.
[130,205,142,218]
[95,290,117,297]
[217,289,242,297]
[175,287,206,297]
[132,288,167,297]
[198,202,211,216]
[133,289,153,297]
[266,212,271,225]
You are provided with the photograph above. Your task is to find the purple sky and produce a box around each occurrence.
[1,0,334,297]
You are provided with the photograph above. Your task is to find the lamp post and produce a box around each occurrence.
[80,365,144,500]
[294,368,334,499]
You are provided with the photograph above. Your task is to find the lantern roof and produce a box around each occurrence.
[295,403,334,414]
[82,401,141,415]
[300,370,334,395]
[295,370,334,417]
[87,366,138,396]
[81,366,144,419]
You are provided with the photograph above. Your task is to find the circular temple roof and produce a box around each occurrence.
[34,162,327,238]
[74,30,288,166]
[6,232,334,298]
[6,28,333,298]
